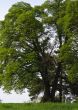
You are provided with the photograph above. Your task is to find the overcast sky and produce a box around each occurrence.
[0,0,45,103]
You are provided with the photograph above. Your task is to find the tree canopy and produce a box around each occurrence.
[0,0,78,102]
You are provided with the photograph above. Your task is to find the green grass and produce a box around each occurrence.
[0,103,78,110]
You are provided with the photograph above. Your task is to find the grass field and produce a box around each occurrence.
[0,103,78,110]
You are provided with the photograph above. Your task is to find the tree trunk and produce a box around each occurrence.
[41,66,51,102]
[42,78,51,102]
[51,62,62,102]
[59,70,62,102]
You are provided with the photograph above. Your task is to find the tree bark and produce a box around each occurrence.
[51,62,62,102]
[40,64,51,102]
[59,69,62,102]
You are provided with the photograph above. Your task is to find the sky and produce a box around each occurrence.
[0,0,45,103]
[0,88,30,103]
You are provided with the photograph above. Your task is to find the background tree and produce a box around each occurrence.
[58,0,78,96]
[41,0,67,102]
[41,0,78,102]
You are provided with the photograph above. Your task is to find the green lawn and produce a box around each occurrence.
[0,103,78,110]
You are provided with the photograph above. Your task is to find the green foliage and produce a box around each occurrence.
[59,0,78,83]
[15,11,43,39]
[0,2,43,94]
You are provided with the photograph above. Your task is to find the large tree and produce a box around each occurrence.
[0,1,55,102]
